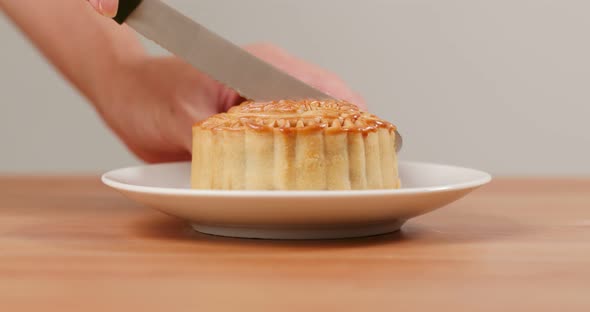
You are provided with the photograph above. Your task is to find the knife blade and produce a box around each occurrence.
[113,0,402,152]
[113,0,332,101]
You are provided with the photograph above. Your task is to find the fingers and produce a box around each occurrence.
[88,0,118,18]
[243,43,367,110]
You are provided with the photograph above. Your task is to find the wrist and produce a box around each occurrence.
[91,49,148,116]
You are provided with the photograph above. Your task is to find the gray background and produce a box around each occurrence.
[1,0,589,175]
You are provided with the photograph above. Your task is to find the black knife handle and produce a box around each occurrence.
[113,0,143,24]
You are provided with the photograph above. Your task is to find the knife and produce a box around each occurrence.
[113,0,402,151]
[113,0,331,101]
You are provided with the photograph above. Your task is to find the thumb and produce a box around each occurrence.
[88,0,119,18]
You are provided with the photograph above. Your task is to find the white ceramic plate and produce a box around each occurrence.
[102,161,491,239]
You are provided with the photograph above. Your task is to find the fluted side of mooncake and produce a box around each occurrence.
[191,126,400,190]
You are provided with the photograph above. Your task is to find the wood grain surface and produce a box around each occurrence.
[1,177,589,311]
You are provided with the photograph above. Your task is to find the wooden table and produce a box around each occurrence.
[1,177,589,311]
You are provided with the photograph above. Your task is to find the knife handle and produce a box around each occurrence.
[113,0,143,24]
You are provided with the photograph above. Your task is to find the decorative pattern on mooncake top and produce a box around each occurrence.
[197,100,396,133]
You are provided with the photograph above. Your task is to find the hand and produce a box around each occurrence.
[97,44,366,163]
[87,2,366,163]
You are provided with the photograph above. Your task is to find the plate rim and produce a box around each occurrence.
[101,161,492,197]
